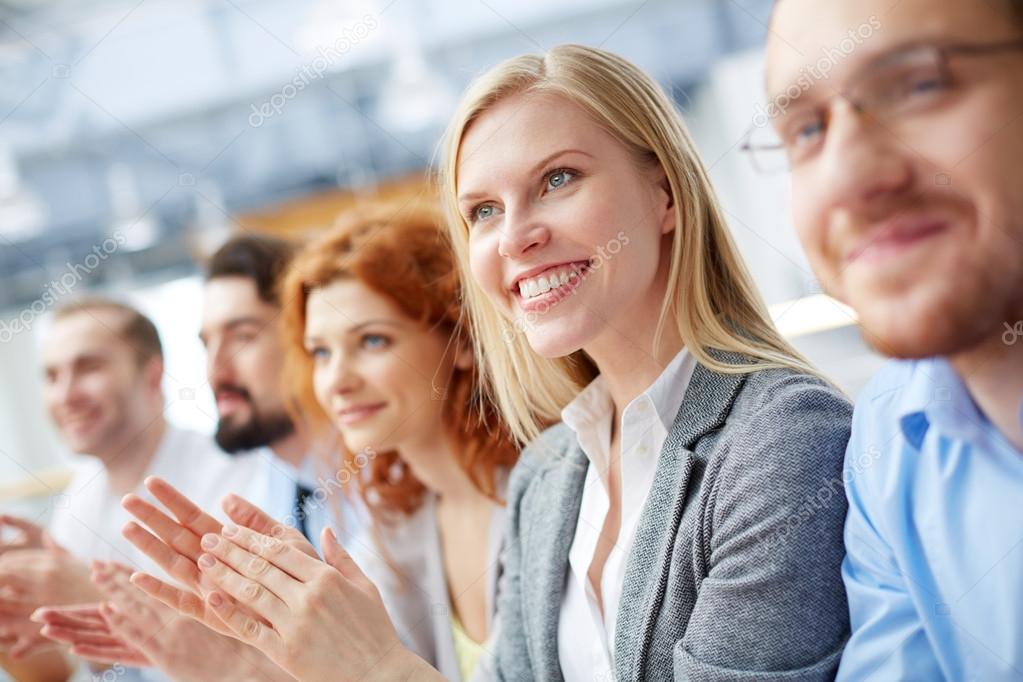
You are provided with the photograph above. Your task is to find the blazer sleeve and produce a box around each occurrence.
[674,376,852,680]
[486,447,542,682]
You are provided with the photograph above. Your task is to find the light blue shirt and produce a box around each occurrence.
[837,358,1023,681]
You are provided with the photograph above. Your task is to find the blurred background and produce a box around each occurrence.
[0,0,884,519]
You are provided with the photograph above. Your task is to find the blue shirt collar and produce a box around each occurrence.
[896,358,986,449]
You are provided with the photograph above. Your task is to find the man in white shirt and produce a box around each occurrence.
[0,297,259,680]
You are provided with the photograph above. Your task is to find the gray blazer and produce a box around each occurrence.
[492,357,852,681]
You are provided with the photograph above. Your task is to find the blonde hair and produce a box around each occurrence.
[440,43,819,445]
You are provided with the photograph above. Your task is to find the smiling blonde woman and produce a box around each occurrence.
[438,44,853,680]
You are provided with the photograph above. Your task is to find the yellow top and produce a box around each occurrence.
[451,613,486,681]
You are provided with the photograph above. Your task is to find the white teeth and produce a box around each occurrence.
[517,264,587,300]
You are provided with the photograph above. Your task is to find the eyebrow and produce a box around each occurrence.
[457,148,594,205]
[303,319,404,343]
[198,317,267,342]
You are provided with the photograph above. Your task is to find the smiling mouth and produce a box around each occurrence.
[515,262,590,300]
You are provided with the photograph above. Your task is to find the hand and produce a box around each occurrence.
[33,603,148,667]
[0,516,52,555]
[36,562,295,682]
[0,544,99,659]
[194,524,442,682]
[121,477,317,638]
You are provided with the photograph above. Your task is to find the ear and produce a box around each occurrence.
[655,169,676,236]
[453,343,474,371]
[143,357,164,394]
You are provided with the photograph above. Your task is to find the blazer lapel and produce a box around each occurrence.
[614,353,749,682]
[522,445,589,681]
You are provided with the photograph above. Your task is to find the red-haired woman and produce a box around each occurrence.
[117,200,518,682]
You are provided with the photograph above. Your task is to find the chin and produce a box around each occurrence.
[521,315,597,359]
[855,293,997,360]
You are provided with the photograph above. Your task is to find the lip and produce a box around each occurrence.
[215,393,248,414]
[334,402,386,426]
[507,260,590,291]
[845,217,949,265]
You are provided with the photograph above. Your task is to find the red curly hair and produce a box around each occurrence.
[280,199,518,518]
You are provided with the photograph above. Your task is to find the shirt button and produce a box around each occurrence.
[637,444,650,456]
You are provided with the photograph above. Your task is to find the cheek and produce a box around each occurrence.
[468,232,506,306]
[311,364,331,411]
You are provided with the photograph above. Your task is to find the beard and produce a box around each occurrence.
[213,386,295,453]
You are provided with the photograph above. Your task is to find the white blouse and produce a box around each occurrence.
[556,349,697,681]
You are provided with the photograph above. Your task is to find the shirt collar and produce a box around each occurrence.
[560,348,695,440]
[896,358,985,449]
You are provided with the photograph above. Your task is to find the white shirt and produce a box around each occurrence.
[557,349,697,681]
[50,425,262,579]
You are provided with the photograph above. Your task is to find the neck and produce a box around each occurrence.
[401,433,491,508]
[585,315,683,420]
[269,429,309,467]
[103,415,167,494]
[948,323,1023,452]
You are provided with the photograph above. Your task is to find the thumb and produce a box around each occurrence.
[41,531,65,553]
[321,527,366,583]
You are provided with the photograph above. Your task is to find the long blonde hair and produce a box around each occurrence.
[440,43,817,445]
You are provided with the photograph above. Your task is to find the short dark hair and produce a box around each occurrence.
[53,297,163,365]
[205,234,297,306]
[1011,0,1023,26]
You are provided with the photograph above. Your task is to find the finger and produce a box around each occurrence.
[200,532,304,605]
[99,602,158,650]
[197,553,287,624]
[122,521,202,589]
[0,597,34,617]
[31,606,107,629]
[219,525,322,582]
[40,623,124,648]
[130,572,237,639]
[322,527,370,585]
[144,477,221,536]
[10,635,55,659]
[0,515,41,535]
[93,564,163,623]
[204,590,278,651]
[129,572,205,621]
[222,495,297,541]
[72,642,150,667]
[122,494,203,560]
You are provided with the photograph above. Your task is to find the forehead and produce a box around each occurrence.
[766,0,1012,96]
[456,90,620,192]
[304,279,404,334]
[43,310,129,365]
[202,276,278,327]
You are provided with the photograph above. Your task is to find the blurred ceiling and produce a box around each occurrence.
[0,0,774,309]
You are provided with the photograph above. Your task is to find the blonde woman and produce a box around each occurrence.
[439,44,853,680]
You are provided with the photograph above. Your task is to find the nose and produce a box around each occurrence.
[325,352,362,399]
[814,100,915,216]
[497,205,551,259]
[206,339,233,388]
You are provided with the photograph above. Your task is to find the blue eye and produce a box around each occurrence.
[307,346,330,362]
[545,169,575,191]
[472,204,496,222]
[362,334,390,350]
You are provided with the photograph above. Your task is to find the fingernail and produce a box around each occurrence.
[222,524,238,538]
[198,553,216,569]
[208,592,223,607]
[201,534,219,550]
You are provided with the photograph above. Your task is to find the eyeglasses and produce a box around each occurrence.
[742,38,1023,174]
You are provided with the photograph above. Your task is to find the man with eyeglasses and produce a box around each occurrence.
[760,0,1023,679]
